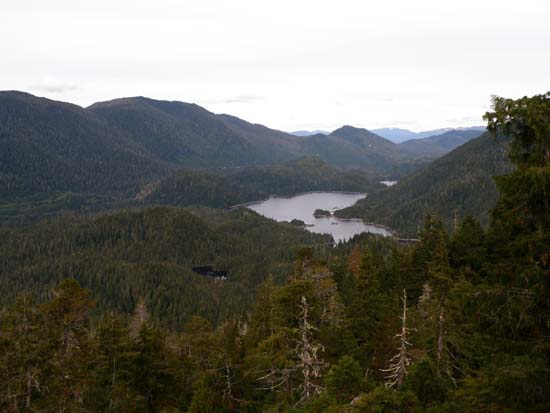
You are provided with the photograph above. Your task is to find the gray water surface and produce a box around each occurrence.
[246,192,391,243]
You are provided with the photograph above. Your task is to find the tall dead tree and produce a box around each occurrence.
[296,296,326,403]
[436,303,445,376]
[130,298,150,338]
[382,289,412,388]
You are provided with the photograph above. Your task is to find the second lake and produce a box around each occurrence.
[246,191,392,243]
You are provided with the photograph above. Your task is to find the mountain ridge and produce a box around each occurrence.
[372,125,485,143]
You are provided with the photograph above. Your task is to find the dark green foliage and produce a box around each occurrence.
[324,356,363,403]
[449,215,486,274]
[0,92,431,226]
[350,386,420,413]
[1,92,549,412]
[403,358,450,408]
[336,132,513,237]
[0,92,168,199]
[313,209,331,217]
[0,206,330,327]
[140,156,382,209]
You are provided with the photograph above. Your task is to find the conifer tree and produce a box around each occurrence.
[39,279,96,411]
[0,296,48,411]
[484,92,550,335]
[449,215,486,274]
[90,313,138,412]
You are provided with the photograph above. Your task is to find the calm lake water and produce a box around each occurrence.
[246,192,391,243]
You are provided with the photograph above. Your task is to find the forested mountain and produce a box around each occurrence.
[0,91,169,199]
[89,99,298,167]
[140,156,382,208]
[0,206,331,329]
[0,92,549,412]
[294,126,430,173]
[213,119,425,172]
[398,129,485,156]
[336,132,512,236]
[1,91,437,225]
[0,91,432,193]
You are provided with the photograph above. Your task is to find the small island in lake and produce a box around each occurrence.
[313,208,331,218]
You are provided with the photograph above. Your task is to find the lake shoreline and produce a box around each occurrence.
[228,190,367,211]
[237,191,394,242]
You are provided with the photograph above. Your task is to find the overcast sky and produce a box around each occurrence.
[2,0,549,132]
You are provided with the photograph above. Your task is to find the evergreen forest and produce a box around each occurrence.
[1,93,549,412]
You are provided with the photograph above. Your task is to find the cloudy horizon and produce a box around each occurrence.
[2,0,549,132]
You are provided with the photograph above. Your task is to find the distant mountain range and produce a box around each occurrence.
[290,129,330,136]
[397,129,485,156]
[291,126,486,143]
[371,126,486,143]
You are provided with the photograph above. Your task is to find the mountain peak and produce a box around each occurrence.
[329,125,394,146]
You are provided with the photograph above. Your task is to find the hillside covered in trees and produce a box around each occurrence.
[336,132,513,237]
[140,156,382,209]
[1,92,549,412]
[0,206,334,328]
[0,92,435,226]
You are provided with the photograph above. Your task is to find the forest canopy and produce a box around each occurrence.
[1,92,549,412]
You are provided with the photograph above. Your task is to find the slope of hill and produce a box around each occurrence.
[215,113,303,163]
[336,132,512,236]
[0,206,329,327]
[0,91,169,199]
[398,129,485,156]
[139,156,383,208]
[89,99,298,166]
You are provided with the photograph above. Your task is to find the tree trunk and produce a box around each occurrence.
[436,303,445,376]
[26,364,32,409]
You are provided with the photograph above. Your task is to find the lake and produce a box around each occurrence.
[246,192,391,243]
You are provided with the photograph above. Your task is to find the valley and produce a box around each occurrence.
[1,89,548,413]
[3,1,549,410]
